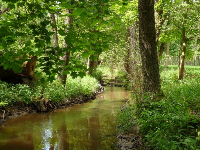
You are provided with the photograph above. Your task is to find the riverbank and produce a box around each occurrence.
[0,88,104,126]
[0,86,130,150]
[116,66,200,149]
[0,75,104,125]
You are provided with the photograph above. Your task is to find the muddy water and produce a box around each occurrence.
[0,87,129,150]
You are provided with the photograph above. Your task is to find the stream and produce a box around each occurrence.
[0,86,129,150]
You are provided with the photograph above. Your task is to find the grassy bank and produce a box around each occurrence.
[117,66,200,149]
[0,75,99,107]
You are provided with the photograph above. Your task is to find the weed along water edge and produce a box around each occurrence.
[0,86,130,150]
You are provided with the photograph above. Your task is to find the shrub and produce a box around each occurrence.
[0,81,41,105]
[43,81,66,102]
[0,75,99,105]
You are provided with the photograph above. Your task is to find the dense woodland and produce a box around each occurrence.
[0,0,200,149]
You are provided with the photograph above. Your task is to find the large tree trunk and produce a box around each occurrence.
[138,0,161,94]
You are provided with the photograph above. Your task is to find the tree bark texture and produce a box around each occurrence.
[125,23,138,77]
[138,0,161,93]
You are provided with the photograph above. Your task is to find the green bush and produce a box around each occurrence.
[65,76,82,98]
[44,81,66,102]
[92,69,103,81]
[0,75,99,105]
[43,75,99,101]
[0,81,41,105]
[65,75,99,98]
[80,75,99,96]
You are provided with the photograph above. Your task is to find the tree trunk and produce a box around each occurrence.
[178,0,189,80]
[164,43,170,70]
[58,9,73,85]
[124,26,132,75]
[125,23,138,78]
[138,0,161,94]
[50,13,59,47]
[158,43,166,64]
[155,0,165,45]
[197,56,200,66]
[178,25,187,80]
[87,54,99,75]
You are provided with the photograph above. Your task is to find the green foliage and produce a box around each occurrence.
[43,75,99,102]
[0,75,99,104]
[80,75,99,96]
[116,104,136,132]
[138,68,200,149]
[95,65,124,79]
[43,81,66,102]
[0,0,120,81]
[117,66,200,149]
[91,69,104,81]
[96,66,112,77]
[0,81,42,105]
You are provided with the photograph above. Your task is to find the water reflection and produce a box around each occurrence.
[0,87,129,150]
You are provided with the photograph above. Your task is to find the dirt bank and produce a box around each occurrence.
[0,85,104,125]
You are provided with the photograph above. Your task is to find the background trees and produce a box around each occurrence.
[0,0,199,86]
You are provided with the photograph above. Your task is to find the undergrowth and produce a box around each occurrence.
[117,66,200,150]
[0,75,99,106]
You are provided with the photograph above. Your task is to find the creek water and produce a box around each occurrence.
[0,86,129,150]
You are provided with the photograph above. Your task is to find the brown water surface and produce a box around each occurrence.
[0,86,129,150]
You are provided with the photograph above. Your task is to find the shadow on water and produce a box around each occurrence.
[0,86,129,150]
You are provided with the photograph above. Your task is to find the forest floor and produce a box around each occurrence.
[116,65,200,149]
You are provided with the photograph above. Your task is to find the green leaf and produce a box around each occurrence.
[71,72,77,78]
[59,2,73,9]
[58,30,66,36]
[73,8,85,16]
[0,44,4,49]
[78,72,86,78]
[82,52,90,58]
